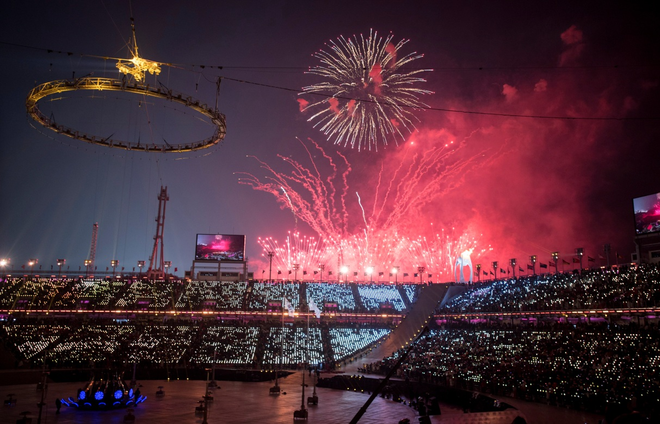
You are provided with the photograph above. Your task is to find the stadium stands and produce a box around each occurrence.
[1,263,659,418]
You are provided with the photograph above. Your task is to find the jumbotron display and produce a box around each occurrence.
[195,234,246,261]
[633,191,660,235]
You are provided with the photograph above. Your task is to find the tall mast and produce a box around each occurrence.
[88,222,98,275]
[147,186,169,279]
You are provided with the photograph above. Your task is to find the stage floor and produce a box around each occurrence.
[0,372,603,424]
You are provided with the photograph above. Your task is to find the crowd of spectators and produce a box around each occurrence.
[0,277,421,313]
[439,264,660,313]
[261,326,324,366]
[0,318,386,369]
[357,283,407,311]
[248,282,301,310]
[115,280,173,310]
[188,325,260,365]
[306,282,356,311]
[368,320,659,414]
[402,284,421,305]
[127,324,195,365]
[2,263,660,420]
[1,322,68,362]
[328,327,390,362]
[175,280,247,310]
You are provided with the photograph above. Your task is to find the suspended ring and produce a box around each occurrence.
[26,77,226,152]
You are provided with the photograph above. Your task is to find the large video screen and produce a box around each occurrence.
[195,234,246,261]
[633,192,660,235]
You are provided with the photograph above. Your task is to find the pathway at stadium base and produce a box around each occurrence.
[1,371,604,424]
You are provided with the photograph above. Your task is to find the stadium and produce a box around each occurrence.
[1,252,659,423]
[2,1,660,423]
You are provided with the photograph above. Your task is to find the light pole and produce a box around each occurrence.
[552,252,559,274]
[340,265,348,283]
[417,266,426,284]
[319,264,325,282]
[510,259,516,278]
[476,264,481,282]
[530,255,537,276]
[575,248,584,271]
[267,251,274,282]
[366,266,374,284]
[293,263,300,282]
[28,259,38,276]
[111,260,118,277]
[603,244,611,268]
[491,262,498,281]
[84,259,92,277]
[392,266,399,284]
[57,259,66,277]
[202,368,211,424]
[36,370,50,424]
[137,260,145,277]
[0,258,10,277]
[164,261,171,279]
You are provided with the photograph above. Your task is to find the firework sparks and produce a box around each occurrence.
[258,232,332,278]
[300,29,433,152]
[238,134,495,280]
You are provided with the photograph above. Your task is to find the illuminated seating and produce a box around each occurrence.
[328,328,390,362]
[357,284,407,311]
[439,264,660,313]
[261,326,324,366]
[306,282,356,312]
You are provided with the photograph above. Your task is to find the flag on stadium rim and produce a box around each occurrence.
[308,299,321,319]
[403,273,409,277]
[563,259,571,265]
[549,261,556,267]
[573,257,580,263]
[540,263,548,268]
[519,267,524,272]
[527,264,534,270]
[283,297,295,317]
[588,256,595,262]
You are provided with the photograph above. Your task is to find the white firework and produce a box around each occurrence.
[300,29,433,151]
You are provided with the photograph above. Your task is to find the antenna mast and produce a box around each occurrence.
[88,222,98,276]
[147,186,169,279]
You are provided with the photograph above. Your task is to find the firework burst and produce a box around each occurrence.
[238,135,496,280]
[300,30,433,152]
[258,232,333,277]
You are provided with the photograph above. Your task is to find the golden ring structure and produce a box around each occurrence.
[26,77,226,152]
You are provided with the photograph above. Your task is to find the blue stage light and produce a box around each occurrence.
[78,391,86,400]
[114,390,123,400]
[94,391,104,401]
[128,388,134,398]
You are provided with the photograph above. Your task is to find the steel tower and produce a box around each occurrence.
[147,186,169,279]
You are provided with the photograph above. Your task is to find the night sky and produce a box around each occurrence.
[1,1,658,276]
